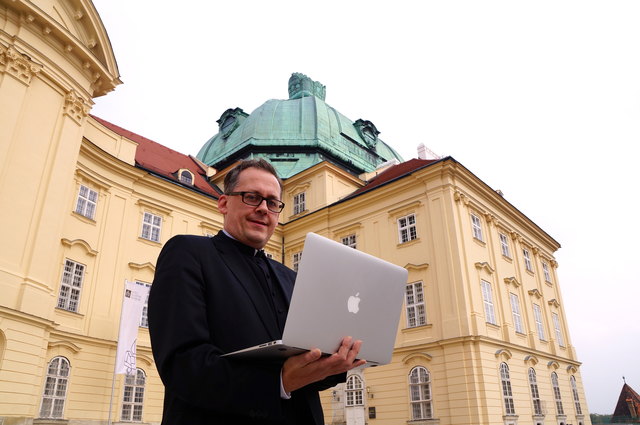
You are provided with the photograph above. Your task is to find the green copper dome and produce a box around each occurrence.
[196,73,404,179]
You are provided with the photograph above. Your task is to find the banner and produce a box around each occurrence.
[115,280,149,375]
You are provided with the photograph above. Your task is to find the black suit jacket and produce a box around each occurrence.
[148,233,343,424]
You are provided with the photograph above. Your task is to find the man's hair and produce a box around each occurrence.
[223,158,283,195]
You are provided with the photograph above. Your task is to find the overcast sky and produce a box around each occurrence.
[91,0,640,414]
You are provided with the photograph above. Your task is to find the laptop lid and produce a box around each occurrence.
[281,232,408,365]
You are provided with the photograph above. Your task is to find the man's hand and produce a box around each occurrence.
[281,336,367,393]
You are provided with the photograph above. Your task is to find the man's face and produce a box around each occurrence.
[218,167,281,249]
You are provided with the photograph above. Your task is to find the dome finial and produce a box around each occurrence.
[288,73,326,100]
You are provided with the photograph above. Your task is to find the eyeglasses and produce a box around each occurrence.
[226,191,285,213]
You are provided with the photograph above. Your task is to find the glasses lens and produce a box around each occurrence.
[242,193,261,206]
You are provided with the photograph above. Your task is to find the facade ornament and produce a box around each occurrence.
[74,10,84,20]
[510,231,522,242]
[453,189,469,206]
[524,355,539,366]
[532,247,539,256]
[0,45,42,85]
[354,119,380,149]
[64,90,91,124]
[216,108,247,139]
[61,238,98,256]
[503,276,521,287]
[43,26,52,35]
[474,262,495,274]
[550,259,558,268]
[484,213,497,226]
[288,72,326,100]
[495,348,513,360]
[547,360,560,370]
[548,298,560,308]
[527,288,542,299]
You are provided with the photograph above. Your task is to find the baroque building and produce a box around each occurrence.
[0,1,591,424]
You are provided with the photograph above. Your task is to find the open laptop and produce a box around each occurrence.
[222,232,408,365]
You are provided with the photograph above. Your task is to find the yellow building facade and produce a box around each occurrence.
[0,1,590,425]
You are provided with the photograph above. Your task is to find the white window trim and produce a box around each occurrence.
[500,363,516,415]
[136,281,151,328]
[528,368,543,416]
[542,261,552,282]
[481,280,497,325]
[406,282,427,328]
[57,259,85,313]
[141,212,162,243]
[499,233,511,258]
[552,312,565,347]
[121,368,146,422]
[523,248,533,272]
[551,372,565,415]
[345,375,364,407]
[39,357,70,419]
[398,213,418,244]
[510,293,524,334]
[471,213,484,241]
[293,192,306,215]
[570,375,583,415]
[75,184,98,220]
[533,303,545,341]
[178,169,194,185]
[409,366,433,420]
[292,252,302,272]
[341,234,357,249]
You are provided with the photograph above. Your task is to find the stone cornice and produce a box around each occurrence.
[0,43,43,85]
[61,238,98,256]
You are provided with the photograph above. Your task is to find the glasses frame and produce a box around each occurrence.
[226,191,285,213]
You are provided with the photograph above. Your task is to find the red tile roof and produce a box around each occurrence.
[346,158,441,199]
[91,115,218,197]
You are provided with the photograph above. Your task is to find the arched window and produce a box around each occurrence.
[500,363,516,415]
[121,368,146,422]
[39,357,70,419]
[528,368,543,416]
[345,375,364,406]
[179,169,193,185]
[551,372,564,415]
[570,375,583,415]
[409,366,433,420]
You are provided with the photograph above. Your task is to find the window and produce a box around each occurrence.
[510,293,524,334]
[500,363,516,415]
[57,259,85,312]
[471,213,484,241]
[341,234,357,249]
[406,282,426,327]
[179,170,193,185]
[75,185,98,220]
[499,233,511,258]
[542,261,552,282]
[552,312,565,347]
[345,375,364,406]
[528,368,543,416]
[292,252,302,272]
[481,280,497,325]
[398,213,417,243]
[533,303,545,340]
[570,375,583,415]
[293,192,306,215]
[409,367,433,420]
[551,372,564,415]
[137,281,151,328]
[121,368,146,422]
[141,212,162,242]
[523,248,533,272]
[40,357,70,419]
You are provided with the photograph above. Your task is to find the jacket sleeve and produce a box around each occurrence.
[148,235,283,419]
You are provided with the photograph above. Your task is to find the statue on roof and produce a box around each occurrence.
[288,73,326,101]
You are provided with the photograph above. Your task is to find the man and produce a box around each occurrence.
[149,158,365,424]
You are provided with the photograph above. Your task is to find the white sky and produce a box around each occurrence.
[91,0,640,414]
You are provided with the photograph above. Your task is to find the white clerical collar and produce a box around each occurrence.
[222,229,260,256]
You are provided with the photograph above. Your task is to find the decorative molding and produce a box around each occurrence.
[61,238,98,256]
[0,45,42,85]
[474,262,495,274]
[510,231,522,242]
[528,289,542,299]
[524,355,539,366]
[137,353,154,366]
[484,213,497,226]
[566,365,578,374]
[532,247,540,256]
[402,352,432,364]
[388,200,422,217]
[548,299,560,308]
[288,182,311,196]
[405,263,429,271]
[547,360,560,370]
[453,189,469,206]
[495,348,513,361]
[48,340,81,354]
[64,90,91,124]
[550,259,558,268]
[128,262,156,273]
[503,276,521,287]
[136,198,173,216]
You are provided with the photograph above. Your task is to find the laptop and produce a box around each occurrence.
[222,232,408,365]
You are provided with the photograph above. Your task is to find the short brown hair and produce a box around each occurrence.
[223,158,283,195]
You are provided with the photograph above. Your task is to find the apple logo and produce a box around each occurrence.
[347,292,361,314]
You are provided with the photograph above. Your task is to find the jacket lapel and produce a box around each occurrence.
[212,234,280,340]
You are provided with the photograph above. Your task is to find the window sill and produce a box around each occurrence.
[34,419,69,425]
[72,211,97,225]
[289,209,308,219]
[486,322,500,329]
[407,418,439,425]
[501,255,512,263]
[473,237,486,247]
[55,307,84,318]
[397,238,420,248]
[138,237,162,247]
[402,323,432,332]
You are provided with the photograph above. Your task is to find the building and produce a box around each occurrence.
[0,1,591,424]
[611,382,640,424]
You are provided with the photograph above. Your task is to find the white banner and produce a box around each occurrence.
[115,280,149,375]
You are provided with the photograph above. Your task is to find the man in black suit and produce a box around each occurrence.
[148,158,365,424]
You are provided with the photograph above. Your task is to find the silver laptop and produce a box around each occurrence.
[222,232,408,365]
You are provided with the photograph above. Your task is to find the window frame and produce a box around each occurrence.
[341,234,357,249]
[510,293,524,334]
[136,281,152,328]
[542,261,552,283]
[471,213,484,241]
[39,357,70,419]
[57,259,86,313]
[345,375,364,407]
[293,192,306,215]
[75,184,98,220]
[552,312,565,347]
[528,368,543,416]
[523,248,533,272]
[499,233,511,258]
[292,252,302,272]
[178,169,194,185]
[398,213,418,244]
[141,211,162,243]
[551,372,565,415]
[481,280,497,325]
[121,368,146,422]
[500,363,516,415]
[405,282,427,328]
[570,375,583,415]
[409,366,433,420]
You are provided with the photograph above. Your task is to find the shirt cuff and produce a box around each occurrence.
[280,369,292,399]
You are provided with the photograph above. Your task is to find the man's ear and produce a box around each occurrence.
[218,194,228,214]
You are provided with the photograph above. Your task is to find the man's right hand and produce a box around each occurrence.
[281,336,366,393]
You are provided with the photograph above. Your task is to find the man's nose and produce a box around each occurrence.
[254,198,269,212]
